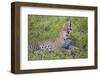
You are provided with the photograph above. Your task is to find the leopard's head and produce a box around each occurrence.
[63,21,72,34]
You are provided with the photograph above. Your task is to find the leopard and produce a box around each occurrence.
[29,20,72,51]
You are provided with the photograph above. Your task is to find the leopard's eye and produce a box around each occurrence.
[64,39,66,40]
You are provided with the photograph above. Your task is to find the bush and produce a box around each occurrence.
[69,17,88,52]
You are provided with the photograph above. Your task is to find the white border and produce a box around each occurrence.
[20,6,95,70]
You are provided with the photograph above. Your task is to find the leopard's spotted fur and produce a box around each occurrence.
[29,21,72,51]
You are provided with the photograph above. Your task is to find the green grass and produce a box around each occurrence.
[28,15,88,60]
[28,15,70,43]
[28,48,87,60]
